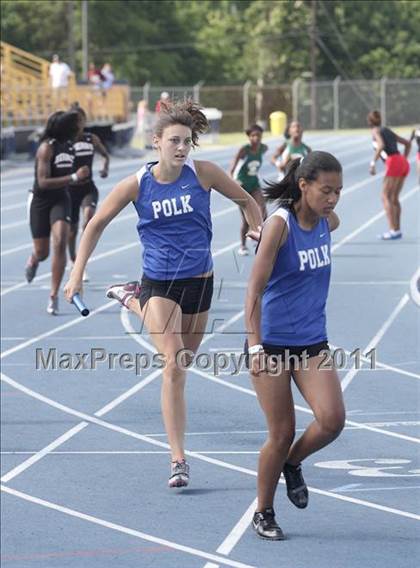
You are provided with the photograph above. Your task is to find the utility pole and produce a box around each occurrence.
[67,1,76,71]
[82,0,88,80]
[310,0,317,129]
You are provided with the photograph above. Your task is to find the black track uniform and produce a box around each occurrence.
[69,133,99,225]
[28,139,74,238]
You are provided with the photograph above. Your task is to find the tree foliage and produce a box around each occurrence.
[2,0,419,84]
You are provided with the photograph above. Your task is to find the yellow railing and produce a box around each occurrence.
[1,41,130,126]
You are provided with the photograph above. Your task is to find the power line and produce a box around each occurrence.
[315,35,372,110]
[319,0,368,80]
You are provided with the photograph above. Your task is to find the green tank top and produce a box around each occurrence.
[284,141,310,160]
[234,143,268,192]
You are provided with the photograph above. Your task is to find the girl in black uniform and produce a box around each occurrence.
[69,106,110,280]
[25,111,90,314]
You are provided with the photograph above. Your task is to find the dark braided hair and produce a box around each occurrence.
[264,151,342,211]
[40,110,80,143]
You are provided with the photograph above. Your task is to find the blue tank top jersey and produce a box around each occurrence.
[261,208,331,346]
[134,158,213,280]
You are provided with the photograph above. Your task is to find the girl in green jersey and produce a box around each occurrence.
[231,124,267,255]
[272,121,311,180]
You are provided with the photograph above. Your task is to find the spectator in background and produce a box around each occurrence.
[49,54,72,107]
[155,91,170,113]
[87,62,105,118]
[87,62,104,90]
[101,63,115,91]
[136,99,154,149]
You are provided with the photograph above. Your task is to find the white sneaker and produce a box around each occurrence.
[106,281,141,309]
[82,269,89,282]
[47,296,59,315]
[237,246,249,256]
[379,230,402,240]
[168,459,190,488]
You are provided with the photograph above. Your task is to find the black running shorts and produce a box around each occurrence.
[139,274,214,314]
[69,182,99,225]
[244,339,330,369]
[28,190,71,239]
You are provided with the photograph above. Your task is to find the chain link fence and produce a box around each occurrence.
[294,78,420,130]
[130,78,419,136]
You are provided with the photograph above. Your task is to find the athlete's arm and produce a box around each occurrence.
[64,174,138,300]
[245,216,288,373]
[280,152,291,171]
[327,211,340,232]
[394,133,411,158]
[36,142,89,190]
[271,143,286,167]
[229,146,246,177]
[370,128,384,174]
[196,160,263,239]
[92,133,110,177]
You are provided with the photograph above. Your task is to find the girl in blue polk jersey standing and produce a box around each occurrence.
[64,100,262,489]
[245,151,345,540]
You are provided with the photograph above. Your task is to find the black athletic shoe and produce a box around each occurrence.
[25,256,39,283]
[283,462,308,509]
[252,508,285,541]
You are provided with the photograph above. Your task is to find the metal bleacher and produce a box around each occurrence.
[1,41,130,127]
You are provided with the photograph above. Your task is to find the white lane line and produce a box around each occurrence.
[1,450,261,455]
[204,499,258,568]
[0,301,115,360]
[330,483,362,492]
[1,243,32,257]
[2,372,420,524]
[0,157,149,192]
[0,204,236,295]
[0,366,163,483]
[340,293,410,391]
[331,485,420,493]
[1,202,29,212]
[1,299,245,481]
[189,367,420,444]
[0,372,262,482]
[331,184,419,253]
[0,485,256,568]
[327,159,416,201]
[329,343,420,381]
[120,303,420,447]
[0,235,245,481]
[409,266,420,307]
[1,219,28,230]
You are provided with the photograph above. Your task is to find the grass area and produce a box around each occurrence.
[132,126,416,151]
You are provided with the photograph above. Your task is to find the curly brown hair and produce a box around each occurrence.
[154,99,209,147]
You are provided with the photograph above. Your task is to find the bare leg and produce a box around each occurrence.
[382,177,398,231]
[50,220,70,298]
[68,223,78,263]
[140,297,187,461]
[239,208,249,248]
[286,356,345,465]
[31,238,50,263]
[390,177,405,231]
[252,370,295,510]
[252,188,267,221]
[127,299,209,460]
[82,205,95,231]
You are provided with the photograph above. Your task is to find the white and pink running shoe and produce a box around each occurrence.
[106,281,141,309]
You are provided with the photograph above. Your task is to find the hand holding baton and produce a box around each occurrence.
[72,293,90,317]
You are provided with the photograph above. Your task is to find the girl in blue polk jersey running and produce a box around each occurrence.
[245,151,345,540]
[64,100,262,489]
